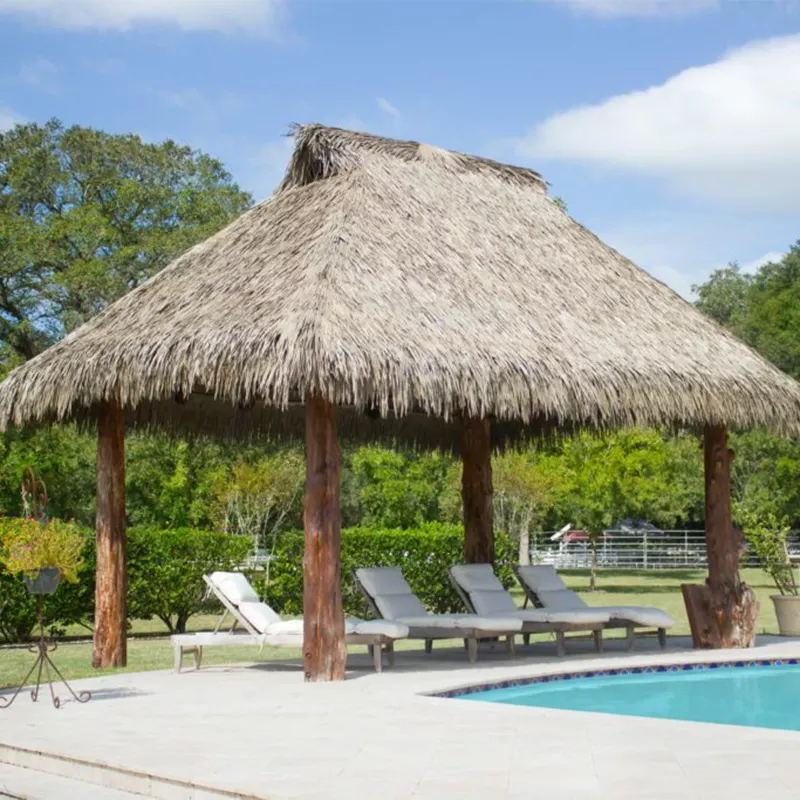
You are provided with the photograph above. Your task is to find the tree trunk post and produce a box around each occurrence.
[461,415,494,564]
[303,395,346,682]
[682,424,758,648]
[93,399,127,668]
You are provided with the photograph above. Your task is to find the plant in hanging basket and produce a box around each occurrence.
[0,518,87,595]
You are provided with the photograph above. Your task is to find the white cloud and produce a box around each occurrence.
[19,56,58,90]
[376,97,400,118]
[0,0,284,33]
[0,107,24,131]
[546,0,718,16]
[514,34,800,211]
[739,250,785,274]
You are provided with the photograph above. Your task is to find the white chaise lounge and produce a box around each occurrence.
[449,564,610,656]
[171,571,409,673]
[354,566,523,662]
[513,565,674,650]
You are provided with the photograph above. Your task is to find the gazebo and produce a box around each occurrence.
[1,125,799,680]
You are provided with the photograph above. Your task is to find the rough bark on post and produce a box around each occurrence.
[93,399,127,668]
[461,415,494,564]
[682,424,758,648]
[303,395,347,682]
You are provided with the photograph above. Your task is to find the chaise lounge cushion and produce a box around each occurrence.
[237,601,282,633]
[265,618,409,639]
[535,589,588,611]
[391,614,523,632]
[517,565,673,629]
[357,567,522,633]
[452,565,609,624]
[515,565,570,594]
[209,571,261,604]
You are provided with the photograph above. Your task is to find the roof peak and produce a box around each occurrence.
[278,123,547,193]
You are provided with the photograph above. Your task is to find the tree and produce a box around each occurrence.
[348,446,452,528]
[692,263,752,330]
[739,244,800,379]
[492,450,555,564]
[0,119,251,371]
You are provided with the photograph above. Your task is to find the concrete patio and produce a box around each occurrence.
[2,634,800,800]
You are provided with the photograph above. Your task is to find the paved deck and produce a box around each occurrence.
[2,635,800,799]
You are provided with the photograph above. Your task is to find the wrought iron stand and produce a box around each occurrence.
[0,596,91,709]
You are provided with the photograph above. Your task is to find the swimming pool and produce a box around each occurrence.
[453,660,800,731]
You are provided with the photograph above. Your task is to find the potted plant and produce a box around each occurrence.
[1,518,86,595]
[738,506,800,635]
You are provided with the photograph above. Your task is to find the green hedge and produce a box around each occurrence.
[126,527,251,632]
[265,522,515,616]
[0,522,250,641]
[0,520,514,641]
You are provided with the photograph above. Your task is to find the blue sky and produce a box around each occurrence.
[1,0,799,298]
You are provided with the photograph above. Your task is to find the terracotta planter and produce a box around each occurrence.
[22,567,61,595]
[771,594,800,636]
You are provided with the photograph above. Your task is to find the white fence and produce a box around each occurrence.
[530,530,800,570]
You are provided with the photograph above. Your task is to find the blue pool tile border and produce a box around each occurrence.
[430,657,800,699]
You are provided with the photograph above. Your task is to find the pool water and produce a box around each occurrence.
[459,662,800,731]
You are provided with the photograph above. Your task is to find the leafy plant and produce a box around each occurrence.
[737,504,797,596]
[0,517,86,582]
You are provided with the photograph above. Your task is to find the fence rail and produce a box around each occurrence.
[530,530,800,570]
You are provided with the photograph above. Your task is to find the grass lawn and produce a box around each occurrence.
[0,568,782,689]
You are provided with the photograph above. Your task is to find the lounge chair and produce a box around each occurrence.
[354,566,523,662]
[170,571,409,673]
[513,564,673,650]
[449,563,609,656]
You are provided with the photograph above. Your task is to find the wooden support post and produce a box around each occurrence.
[303,395,346,682]
[681,424,758,648]
[93,400,127,668]
[461,416,494,564]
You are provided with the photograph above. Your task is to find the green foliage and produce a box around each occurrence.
[693,263,753,330]
[207,450,304,550]
[0,522,250,641]
[0,517,87,582]
[0,517,93,641]
[694,244,800,380]
[265,523,515,617]
[736,503,797,596]
[348,446,453,528]
[126,527,251,633]
[0,119,251,368]
[531,429,703,532]
[0,426,96,524]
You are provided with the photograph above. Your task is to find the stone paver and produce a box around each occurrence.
[1,635,799,799]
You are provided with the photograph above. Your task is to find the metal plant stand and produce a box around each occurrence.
[0,596,91,709]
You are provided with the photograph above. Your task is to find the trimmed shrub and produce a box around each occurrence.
[0,521,251,640]
[266,522,516,616]
[127,527,251,632]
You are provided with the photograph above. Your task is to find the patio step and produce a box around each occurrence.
[0,761,142,798]
[0,742,264,799]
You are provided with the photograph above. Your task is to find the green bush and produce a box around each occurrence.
[127,527,251,632]
[0,520,251,640]
[266,523,515,617]
[0,518,94,642]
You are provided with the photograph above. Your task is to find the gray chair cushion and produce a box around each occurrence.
[469,589,520,616]
[450,563,505,593]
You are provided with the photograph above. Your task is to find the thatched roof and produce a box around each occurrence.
[2,123,800,443]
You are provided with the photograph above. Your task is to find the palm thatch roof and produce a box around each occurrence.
[1,123,799,444]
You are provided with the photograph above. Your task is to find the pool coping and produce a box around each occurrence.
[427,655,800,698]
